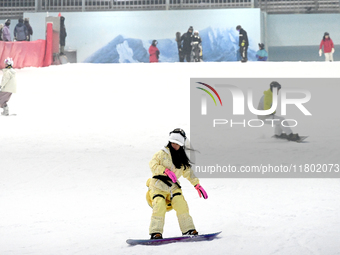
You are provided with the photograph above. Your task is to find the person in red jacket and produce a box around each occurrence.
[149,40,160,63]
[319,32,334,62]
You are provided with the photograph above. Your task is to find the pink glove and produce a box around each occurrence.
[164,168,177,183]
[195,184,208,199]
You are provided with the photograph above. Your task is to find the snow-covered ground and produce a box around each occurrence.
[1,62,340,255]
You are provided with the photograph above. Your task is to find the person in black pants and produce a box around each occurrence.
[180,26,194,62]
[236,25,248,62]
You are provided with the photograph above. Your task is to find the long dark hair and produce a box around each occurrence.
[167,142,192,170]
[323,33,330,41]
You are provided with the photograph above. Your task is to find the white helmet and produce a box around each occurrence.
[4,57,14,67]
[194,30,199,35]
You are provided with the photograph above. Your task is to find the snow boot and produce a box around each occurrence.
[274,133,288,139]
[1,105,9,116]
[287,133,300,141]
[182,229,198,236]
[150,233,163,239]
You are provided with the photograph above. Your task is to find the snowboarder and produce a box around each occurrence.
[191,30,203,62]
[146,128,208,239]
[256,43,268,61]
[149,40,160,63]
[180,26,194,62]
[0,58,17,116]
[257,82,300,141]
[319,32,334,62]
[236,25,248,62]
[14,18,28,41]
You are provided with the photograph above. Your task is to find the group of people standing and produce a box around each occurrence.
[0,18,33,42]
[148,26,203,63]
[176,26,203,62]
[237,25,268,62]
[148,25,267,63]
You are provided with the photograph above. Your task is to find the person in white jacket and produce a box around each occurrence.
[0,58,17,116]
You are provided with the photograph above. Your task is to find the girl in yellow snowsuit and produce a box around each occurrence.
[146,128,208,239]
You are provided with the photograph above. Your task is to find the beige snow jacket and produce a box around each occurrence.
[147,146,199,193]
[1,68,17,93]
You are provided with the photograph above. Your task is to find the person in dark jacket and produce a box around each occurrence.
[149,40,160,63]
[180,26,194,62]
[236,25,249,62]
[60,16,67,55]
[14,18,28,41]
[319,32,334,62]
[24,18,33,41]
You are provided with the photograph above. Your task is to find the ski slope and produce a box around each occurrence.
[1,61,340,255]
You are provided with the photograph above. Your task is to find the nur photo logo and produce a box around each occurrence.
[196,82,222,115]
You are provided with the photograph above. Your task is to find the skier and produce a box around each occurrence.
[236,25,248,62]
[149,40,160,63]
[14,18,28,41]
[319,32,334,62]
[146,128,208,239]
[191,30,203,62]
[0,58,17,116]
[256,43,268,61]
[257,82,300,141]
[180,26,194,62]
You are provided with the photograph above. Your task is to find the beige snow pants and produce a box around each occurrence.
[148,188,195,235]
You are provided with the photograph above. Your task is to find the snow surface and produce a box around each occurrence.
[1,61,340,255]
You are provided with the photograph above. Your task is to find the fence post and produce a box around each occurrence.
[35,0,40,11]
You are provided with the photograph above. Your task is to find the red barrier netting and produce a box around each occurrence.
[0,22,53,69]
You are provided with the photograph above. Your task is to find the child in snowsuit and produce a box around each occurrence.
[319,32,334,62]
[146,128,208,239]
[192,30,203,62]
[149,40,160,63]
[256,43,268,61]
[257,82,300,141]
[0,58,17,116]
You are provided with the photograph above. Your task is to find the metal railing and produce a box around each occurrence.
[0,0,339,19]
[0,0,36,19]
[39,0,253,11]
[258,0,340,13]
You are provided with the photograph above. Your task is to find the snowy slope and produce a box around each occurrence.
[1,62,340,255]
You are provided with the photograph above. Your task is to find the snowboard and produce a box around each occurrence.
[126,231,221,246]
[273,135,308,143]
[294,136,308,143]
[0,114,16,117]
